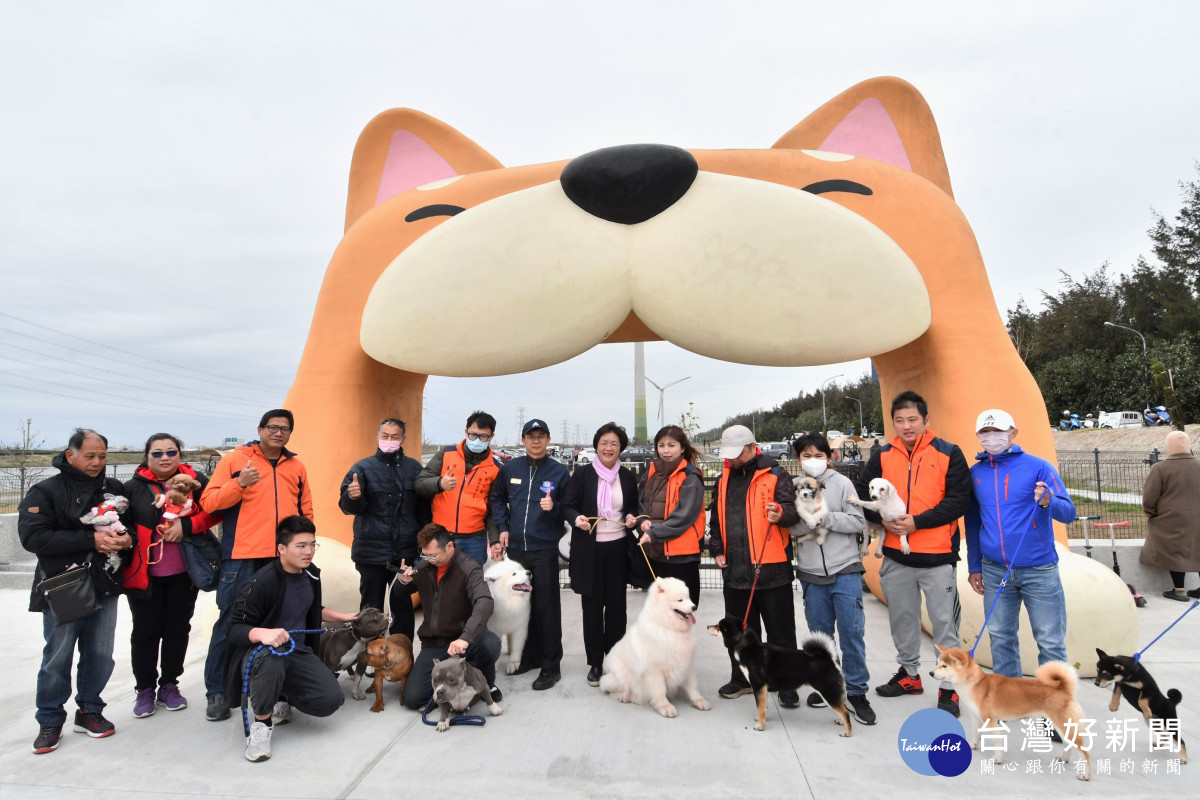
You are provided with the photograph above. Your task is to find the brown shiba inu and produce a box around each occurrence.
[931,645,1092,781]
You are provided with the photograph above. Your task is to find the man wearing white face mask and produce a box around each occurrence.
[964,409,1076,678]
[338,418,430,639]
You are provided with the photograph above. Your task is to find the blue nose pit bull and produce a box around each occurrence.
[430,656,503,732]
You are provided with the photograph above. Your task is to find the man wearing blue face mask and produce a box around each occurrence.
[416,411,503,565]
[965,409,1076,678]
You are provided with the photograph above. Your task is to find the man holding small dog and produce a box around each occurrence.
[226,516,357,762]
[856,391,970,716]
[395,523,502,710]
[965,409,1076,677]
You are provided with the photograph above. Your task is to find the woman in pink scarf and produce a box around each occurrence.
[562,423,640,687]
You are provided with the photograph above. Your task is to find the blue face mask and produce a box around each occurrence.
[465,437,488,454]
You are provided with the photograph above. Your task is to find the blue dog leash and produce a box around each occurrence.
[240,628,328,736]
[968,511,1038,658]
[420,697,486,728]
[1133,601,1199,663]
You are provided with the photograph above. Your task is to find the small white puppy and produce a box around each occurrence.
[846,477,909,556]
[484,558,532,675]
[791,476,830,546]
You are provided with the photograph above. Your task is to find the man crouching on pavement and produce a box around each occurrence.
[226,516,357,762]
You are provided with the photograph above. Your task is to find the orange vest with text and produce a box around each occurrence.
[715,464,788,564]
[431,443,500,534]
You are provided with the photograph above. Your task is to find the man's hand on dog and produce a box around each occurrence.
[238,459,260,488]
[347,472,362,499]
[251,627,291,648]
[884,514,917,535]
[447,638,468,656]
[94,531,131,553]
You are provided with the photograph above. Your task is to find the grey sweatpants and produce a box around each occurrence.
[878,558,961,691]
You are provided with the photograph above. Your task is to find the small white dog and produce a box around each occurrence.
[484,557,532,675]
[846,477,909,556]
[791,476,830,546]
[599,577,711,718]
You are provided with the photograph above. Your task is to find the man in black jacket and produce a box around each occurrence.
[338,417,429,639]
[225,516,357,762]
[19,429,133,754]
[394,523,501,710]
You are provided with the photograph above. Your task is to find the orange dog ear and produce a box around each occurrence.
[344,109,504,232]
[772,77,954,199]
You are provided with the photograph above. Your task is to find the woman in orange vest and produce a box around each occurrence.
[628,425,707,607]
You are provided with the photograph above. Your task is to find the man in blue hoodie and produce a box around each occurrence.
[489,418,570,690]
[965,409,1076,677]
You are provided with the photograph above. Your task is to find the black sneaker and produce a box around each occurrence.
[806,691,827,708]
[490,686,503,703]
[718,680,753,699]
[937,688,960,717]
[779,689,800,708]
[531,671,561,691]
[206,693,230,722]
[32,724,63,754]
[586,666,602,687]
[876,667,924,697]
[848,694,877,725]
[72,710,115,738]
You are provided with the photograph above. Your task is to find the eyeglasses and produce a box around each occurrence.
[264,425,292,434]
[465,432,492,442]
[419,550,444,562]
[289,542,320,552]
[149,449,179,459]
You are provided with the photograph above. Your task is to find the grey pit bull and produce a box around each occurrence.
[430,656,503,732]
[318,607,388,700]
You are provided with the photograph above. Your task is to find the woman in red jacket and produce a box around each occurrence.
[122,433,221,718]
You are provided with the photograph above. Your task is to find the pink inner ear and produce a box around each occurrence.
[375,130,459,206]
[817,97,912,171]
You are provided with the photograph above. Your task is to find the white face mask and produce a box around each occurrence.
[978,431,1012,455]
[801,458,827,477]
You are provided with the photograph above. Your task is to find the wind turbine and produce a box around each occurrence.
[646,376,690,428]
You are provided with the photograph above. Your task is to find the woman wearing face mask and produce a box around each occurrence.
[627,425,707,608]
[563,423,642,686]
[788,432,876,726]
[338,418,429,640]
[122,433,223,719]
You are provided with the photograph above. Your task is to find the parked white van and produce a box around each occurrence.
[1098,411,1142,429]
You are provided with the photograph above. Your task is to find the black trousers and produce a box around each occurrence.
[508,546,563,673]
[580,538,628,668]
[245,649,344,719]
[722,583,797,684]
[651,558,701,609]
[128,572,198,691]
[356,558,416,640]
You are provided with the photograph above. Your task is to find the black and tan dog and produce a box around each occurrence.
[318,606,388,701]
[1095,648,1187,763]
[709,617,852,734]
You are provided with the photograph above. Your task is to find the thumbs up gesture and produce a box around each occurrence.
[237,459,260,488]
[539,488,554,511]
[347,472,362,499]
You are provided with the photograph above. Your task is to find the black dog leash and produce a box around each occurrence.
[420,697,486,727]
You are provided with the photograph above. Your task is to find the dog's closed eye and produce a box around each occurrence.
[801,180,873,196]
[405,204,465,222]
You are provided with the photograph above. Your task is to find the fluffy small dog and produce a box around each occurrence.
[931,645,1091,781]
[484,557,532,675]
[600,577,711,718]
[80,492,129,573]
[1094,648,1187,763]
[152,473,202,521]
[846,477,908,556]
[791,476,830,546]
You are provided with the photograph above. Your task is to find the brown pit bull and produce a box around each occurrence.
[364,634,414,712]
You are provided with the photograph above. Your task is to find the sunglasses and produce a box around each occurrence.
[149,450,179,459]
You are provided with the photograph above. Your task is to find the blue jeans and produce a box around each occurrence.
[204,558,268,696]
[801,573,870,696]
[981,559,1068,677]
[452,532,488,565]
[36,596,119,726]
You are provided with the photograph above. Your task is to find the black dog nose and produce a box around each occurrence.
[560,144,698,225]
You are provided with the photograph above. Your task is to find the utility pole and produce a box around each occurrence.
[561,420,570,447]
[516,407,527,437]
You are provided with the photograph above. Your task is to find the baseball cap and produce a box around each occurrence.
[975,409,1015,433]
[522,418,549,436]
[717,424,755,459]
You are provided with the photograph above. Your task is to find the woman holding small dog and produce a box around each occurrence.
[563,422,642,687]
[628,425,707,609]
[788,433,877,726]
[122,433,222,718]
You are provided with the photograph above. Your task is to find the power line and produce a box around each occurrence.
[0,378,245,421]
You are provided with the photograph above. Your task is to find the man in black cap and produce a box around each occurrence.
[489,418,570,690]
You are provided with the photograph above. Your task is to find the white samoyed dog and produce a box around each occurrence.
[484,557,532,675]
[599,577,711,718]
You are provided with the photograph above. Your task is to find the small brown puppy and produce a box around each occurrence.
[365,634,414,712]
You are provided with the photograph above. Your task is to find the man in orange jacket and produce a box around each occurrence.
[855,391,970,717]
[199,409,313,723]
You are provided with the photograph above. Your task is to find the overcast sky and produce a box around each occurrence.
[2,1,1198,450]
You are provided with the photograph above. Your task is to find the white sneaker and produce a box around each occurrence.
[270,701,291,725]
[244,721,272,762]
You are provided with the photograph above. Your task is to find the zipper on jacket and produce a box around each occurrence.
[522,461,537,550]
[992,461,1006,564]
